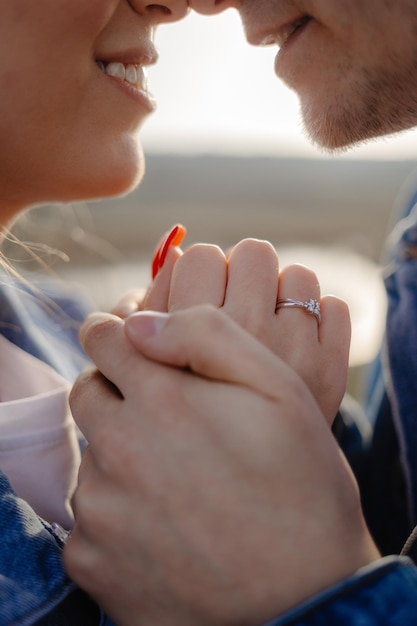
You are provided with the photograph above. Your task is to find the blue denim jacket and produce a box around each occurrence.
[263,171,417,624]
[0,277,114,625]
[4,199,417,625]
[0,471,108,625]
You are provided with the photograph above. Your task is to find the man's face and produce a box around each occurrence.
[190,0,417,151]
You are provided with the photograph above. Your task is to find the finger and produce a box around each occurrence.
[276,264,321,334]
[223,239,279,334]
[151,224,186,280]
[142,245,182,312]
[319,295,351,363]
[168,244,227,310]
[317,295,351,423]
[70,365,123,442]
[78,313,124,359]
[112,287,147,318]
[76,312,146,398]
[124,306,314,404]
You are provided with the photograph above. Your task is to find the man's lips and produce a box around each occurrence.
[261,15,312,47]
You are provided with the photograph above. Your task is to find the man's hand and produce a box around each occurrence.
[65,307,378,626]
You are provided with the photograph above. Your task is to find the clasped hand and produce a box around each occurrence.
[64,237,379,626]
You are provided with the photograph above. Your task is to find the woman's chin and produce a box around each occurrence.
[100,163,145,198]
[77,148,146,201]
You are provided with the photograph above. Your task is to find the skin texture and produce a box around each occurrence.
[190,0,417,151]
[68,239,355,625]
[0,0,372,623]
[114,238,351,424]
[0,0,188,219]
[64,0,417,623]
[67,308,378,625]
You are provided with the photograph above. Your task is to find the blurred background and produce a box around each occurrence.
[8,9,417,397]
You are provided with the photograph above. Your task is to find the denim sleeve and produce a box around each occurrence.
[263,556,417,626]
[0,471,114,626]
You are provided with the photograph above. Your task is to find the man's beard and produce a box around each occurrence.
[300,63,417,153]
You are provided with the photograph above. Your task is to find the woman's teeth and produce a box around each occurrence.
[97,61,148,91]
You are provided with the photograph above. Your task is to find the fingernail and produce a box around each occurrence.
[50,522,71,546]
[125,311,170,339]
[151,224,186,280]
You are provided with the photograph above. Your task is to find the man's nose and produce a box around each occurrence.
[129,0,189,22]
[188,0,236,15]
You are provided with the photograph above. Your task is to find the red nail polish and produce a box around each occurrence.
[151,224,186,279]
[151,243,163,280]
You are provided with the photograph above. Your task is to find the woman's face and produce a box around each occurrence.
[0,0,187,216]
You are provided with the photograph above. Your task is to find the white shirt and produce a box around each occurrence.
[0,334,80,528]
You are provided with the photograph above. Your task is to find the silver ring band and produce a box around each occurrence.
[275,298,321,324]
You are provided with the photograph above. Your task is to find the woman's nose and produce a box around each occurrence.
[188,0,236,15]
[129,0,189,22]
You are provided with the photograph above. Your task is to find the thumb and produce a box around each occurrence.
[124,306,311,402]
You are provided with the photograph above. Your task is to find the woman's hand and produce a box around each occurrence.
[114,229,350,424]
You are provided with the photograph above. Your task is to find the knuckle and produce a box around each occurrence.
[69,368,102,408]
[233,238,277,261]
[80,315,122,353]
[179,303,229,346]
[280,263,319,284]
[69,368,93,407]
[178,243,225,269]
[333,295,350,318]
[322,295,352,330]
[198,303,229,332]
[189,306,231,365]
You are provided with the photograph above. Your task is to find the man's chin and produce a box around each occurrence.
[300,109,381,155]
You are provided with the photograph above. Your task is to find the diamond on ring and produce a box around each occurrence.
[275,298,321,324]
[304,298,321,318]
